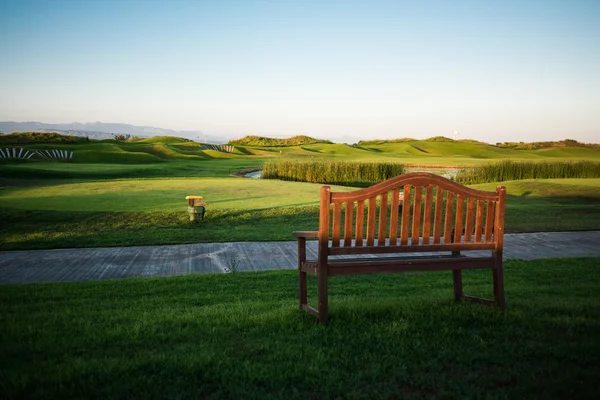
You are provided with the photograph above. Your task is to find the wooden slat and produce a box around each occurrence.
[493,186,507,309]
[389,188,400,246]
[328,256,495,276]
[328,241,496,255]
[300,304,320,317]
[377,193,388,246]
[453,194,465,243]
[400,185,412,245]
[343,201,353,247]
[433,187,444,244]
[366,196,377,246]
[484,200,495,243]
[411,186,422,245]
[443,191,454,244]
[474,200,485,244]
[464,198,475,243]
[422,185,433,244]
[355,200,364,247]
[317,186,331,310]
[461,295,496,306]
[494,186,507,252]
[332,202,342,247]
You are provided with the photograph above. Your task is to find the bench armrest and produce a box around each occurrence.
[293,231,317,265]
[292,231,319,239]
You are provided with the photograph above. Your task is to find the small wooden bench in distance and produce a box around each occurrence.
[293,172,507,323]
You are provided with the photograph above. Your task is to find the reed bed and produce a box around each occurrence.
[455,160,600,184]
[262,160,406,185]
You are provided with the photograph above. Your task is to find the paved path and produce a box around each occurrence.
[1,231,599,285]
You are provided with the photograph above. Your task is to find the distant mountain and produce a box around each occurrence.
[0,121,225,143]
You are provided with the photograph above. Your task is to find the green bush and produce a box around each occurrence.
[262,160,406,186]
[0,132,89,144]
[456,160,600,184]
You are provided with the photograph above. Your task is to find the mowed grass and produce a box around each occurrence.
[1,258,599,399]
[1,178,599,250]
[0,159,262,179]
[0,178,344,212]
[0,178,342,249]
[472,179,600,232]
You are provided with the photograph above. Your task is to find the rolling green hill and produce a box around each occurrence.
[228,135,332,147]
[1,132,598,166]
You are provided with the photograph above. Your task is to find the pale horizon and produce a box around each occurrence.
[1,0,599,144]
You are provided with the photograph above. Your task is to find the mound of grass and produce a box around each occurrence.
[0,131,90,144]
[357,137,416,145]
[228,135,332,147]
[1,258,599,399]
[136,136,193,144]
[497,139,600,150]
[425,135,455,142]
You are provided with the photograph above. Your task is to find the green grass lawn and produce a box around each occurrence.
[0,159,262,179]
[1,257,599,399]
[1,177,599,250]
[1,136,599,251]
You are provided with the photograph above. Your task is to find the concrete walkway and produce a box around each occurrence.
[1,231,599,285]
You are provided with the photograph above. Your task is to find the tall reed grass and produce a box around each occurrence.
[262,160,406,185]
[455,160,600,184]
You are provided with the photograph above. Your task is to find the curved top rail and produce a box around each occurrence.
[330,172,501,202]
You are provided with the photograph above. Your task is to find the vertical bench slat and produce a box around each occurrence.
[344,201,353,247]
[389,188,400,246]
[422,185,433,244]
[332,202,342,247]
[377,193,388,246]
[474,200,485,243]
[444,191,455,244]
[400,185,412,245]
[485,200,495,243]
[411,186,422,245]
[355,200,365,247]
[433,186,444,244]
[454,194,465,243]
[464,198,475,243]
[366,196,377,246]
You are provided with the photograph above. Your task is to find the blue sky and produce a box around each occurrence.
[1,0,598,143]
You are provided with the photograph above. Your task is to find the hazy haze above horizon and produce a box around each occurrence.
[0,0,599,144]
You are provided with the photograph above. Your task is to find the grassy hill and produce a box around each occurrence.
[228,135,332,147]
[1,132,599,166]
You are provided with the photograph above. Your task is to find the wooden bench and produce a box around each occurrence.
[293,172,507,323]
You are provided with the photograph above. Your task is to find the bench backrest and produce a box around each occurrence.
[318,172,506,256]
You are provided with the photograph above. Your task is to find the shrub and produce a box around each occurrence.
[262,160,406,186]
[455,160,600,184]
[0,132,89,144]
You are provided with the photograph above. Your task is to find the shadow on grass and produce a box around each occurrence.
[1,259,599,399]
[0,206,321,250]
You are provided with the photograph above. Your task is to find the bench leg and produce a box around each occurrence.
[493,263,506,310]
[298,268,307,309]
[297,236,308,310]
[452,269,463,301]
[317,270,329,324]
